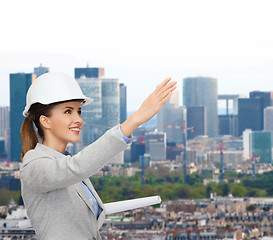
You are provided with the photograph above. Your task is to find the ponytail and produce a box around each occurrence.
[20,115,39,160]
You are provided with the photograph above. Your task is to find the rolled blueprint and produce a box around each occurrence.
[18,219,32,228]
[18,195,162,228]
[104,195,162,215]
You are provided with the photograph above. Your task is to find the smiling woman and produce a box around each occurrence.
[40,102,84,154]
[19,72,176,240]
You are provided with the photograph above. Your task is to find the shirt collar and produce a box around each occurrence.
[40,144,72,158]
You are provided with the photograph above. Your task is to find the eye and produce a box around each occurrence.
[65,109,71,114]
[78,110,82,115]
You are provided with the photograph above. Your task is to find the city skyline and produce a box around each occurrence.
[1,0,273,111]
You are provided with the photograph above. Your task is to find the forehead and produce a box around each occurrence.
[55,101,82,109]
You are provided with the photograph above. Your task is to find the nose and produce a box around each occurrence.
[74,112,84,126]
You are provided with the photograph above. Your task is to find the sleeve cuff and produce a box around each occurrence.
[117,124,132,144]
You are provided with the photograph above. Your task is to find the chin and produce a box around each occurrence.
[71,138,80,143]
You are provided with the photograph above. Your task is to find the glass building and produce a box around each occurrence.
[74,67,104,78]
[250,131,272,164]
[183,77,218,137]
[187,106,206,140]
[238,98,263,136]
[119,83,127,124]
[101,78,120,129]
[75,77,102,147]
[10,73,35,162]
[75,76,120,147]
[34,64,49,77]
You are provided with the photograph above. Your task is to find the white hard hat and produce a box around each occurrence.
[23,72,94,117]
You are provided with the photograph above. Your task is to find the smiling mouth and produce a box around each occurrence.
[69,128,81,133]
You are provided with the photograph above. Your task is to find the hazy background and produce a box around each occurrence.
[1,0,273,111]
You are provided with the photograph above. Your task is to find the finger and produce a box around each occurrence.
[154,77,171,95]
[159,91,172,106]
[157,80,177,97]
[159,84,177,100]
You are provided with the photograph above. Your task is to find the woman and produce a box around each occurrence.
[20,72,177,240]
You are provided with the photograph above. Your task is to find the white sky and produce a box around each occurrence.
[1,0,273,111]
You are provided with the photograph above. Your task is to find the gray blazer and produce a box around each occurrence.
[20,124,132,240]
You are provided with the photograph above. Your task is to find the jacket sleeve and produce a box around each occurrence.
[20,124,132,194]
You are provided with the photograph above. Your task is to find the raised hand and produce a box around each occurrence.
[120,77,177,138]
[135,77,177,124]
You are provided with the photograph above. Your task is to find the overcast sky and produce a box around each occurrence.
[1,0,273,111]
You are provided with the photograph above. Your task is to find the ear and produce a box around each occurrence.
[39,115,51,129]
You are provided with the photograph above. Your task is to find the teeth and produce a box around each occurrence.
[70,128,80,131]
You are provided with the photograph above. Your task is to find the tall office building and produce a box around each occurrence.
[243,129,272,163]
[120,83,127,124]
[0,106,9,156]
[74,67,104,78]
[264,106,273,132]
[75,68,122,164]
[10,73,35,162]
[101,78,120,129]
[75,77,102,146]
[90,77,122,164]
[250,91,273,108]
[251,131,272,164]
[238,98,263,136]
[157,91,186,145]
[250,91,273,129]
[34,64,49,77]
[187,106,206,139]
[0,107,9,138]
[244,129,272,164]
[183,77,218,137]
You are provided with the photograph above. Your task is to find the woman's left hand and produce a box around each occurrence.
[133,77,177,125]
[120,77,177,138]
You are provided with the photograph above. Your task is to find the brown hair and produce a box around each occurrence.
[20,99,84,160]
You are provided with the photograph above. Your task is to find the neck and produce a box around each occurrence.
[42,139,67,155]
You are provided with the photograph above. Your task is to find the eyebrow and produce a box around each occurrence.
[63,106,82,110]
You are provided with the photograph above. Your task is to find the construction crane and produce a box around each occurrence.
[163,121,194,184]
[211,141,225,182]
[136,132,164,145]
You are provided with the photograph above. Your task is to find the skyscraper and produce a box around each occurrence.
[264,106,273,132]
[183,77,218,137]
[250,91,273,109]
[0,106,9,138]
[74,67,104,78]
[10,73,35,162]
[245,130,272,164]
[249,91,273,129]
[34,64,49,77]
[120,83,127,124]
[75,76,102,146]
[187,106,206,139]
[0,106,9,156]
[101,78,120,128]
[238,98,263,136]
[75,68,122,164]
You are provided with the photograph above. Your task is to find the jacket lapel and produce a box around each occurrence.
[73,181,97,217]
[34,143,106,228]
[83,178,106,228]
